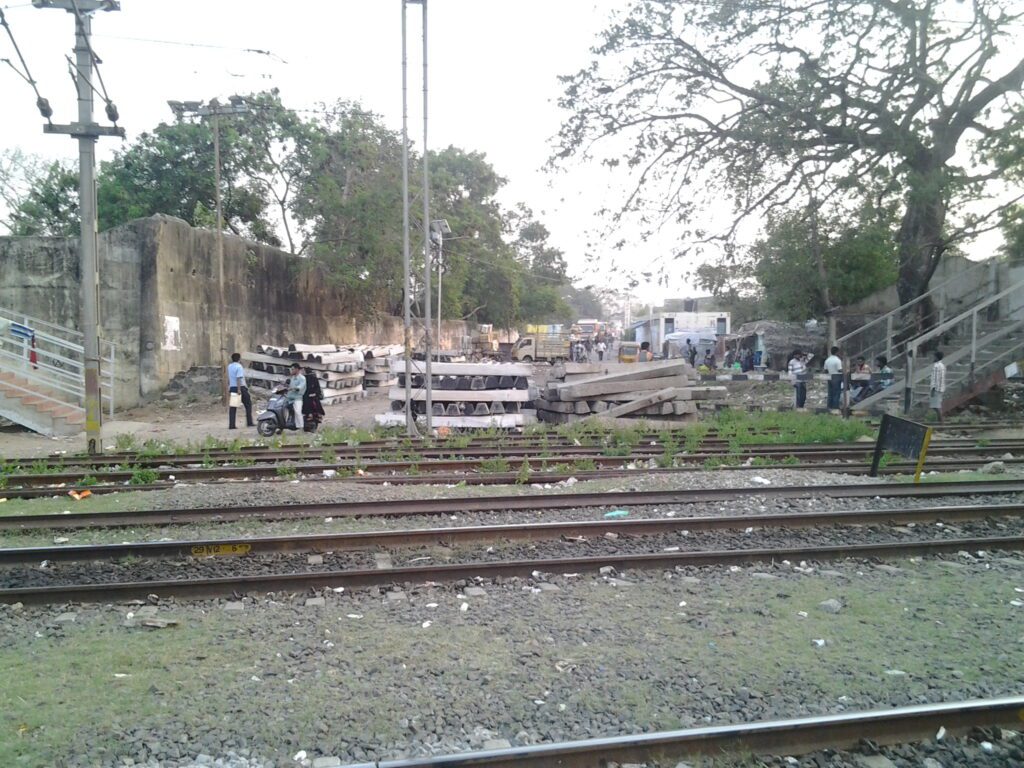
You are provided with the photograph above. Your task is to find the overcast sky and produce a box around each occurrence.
[2,0,698,303]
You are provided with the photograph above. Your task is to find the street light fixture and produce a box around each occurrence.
[168,97,250,405]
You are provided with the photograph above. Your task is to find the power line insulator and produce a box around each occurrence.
[36,96,52,119]
[105,100,119,122]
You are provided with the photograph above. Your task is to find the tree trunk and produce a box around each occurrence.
[895,162,947,332]
[808,192,836,347]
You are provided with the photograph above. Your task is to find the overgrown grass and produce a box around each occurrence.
[479,457,511,474]
[711,410,873,449]
[275,465,298,479]
[127,467,159,485]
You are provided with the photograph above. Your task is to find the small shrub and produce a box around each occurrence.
[276,465,298,479]
[129,467,159,485]
[515,460,531,485]
[572,457,598,472]
[479,457,511,474]
[114,433,138,452]
[77,475,99,487]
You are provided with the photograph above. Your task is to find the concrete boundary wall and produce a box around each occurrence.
[0,215,469,408]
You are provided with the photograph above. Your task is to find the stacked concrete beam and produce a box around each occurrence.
[537,360,725,425]
[243,345,366,404]
[375,360,536,430]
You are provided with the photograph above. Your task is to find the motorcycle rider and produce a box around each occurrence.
[286,362,306,430]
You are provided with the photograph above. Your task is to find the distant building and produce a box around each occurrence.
[632,309,730,356]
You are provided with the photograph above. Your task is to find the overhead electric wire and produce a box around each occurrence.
[0,7,52,122]
[92,31,287,63]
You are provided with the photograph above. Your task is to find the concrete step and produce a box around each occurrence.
[0,373,85,437]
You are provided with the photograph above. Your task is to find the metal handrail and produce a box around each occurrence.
[0,307,117,417]
[831,259,991,346]
[909,277,1024,353]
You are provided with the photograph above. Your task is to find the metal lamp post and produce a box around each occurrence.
[431,218,451,358]
[168,97,249,405]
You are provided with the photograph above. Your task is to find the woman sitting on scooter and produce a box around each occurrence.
[302,367,325,432]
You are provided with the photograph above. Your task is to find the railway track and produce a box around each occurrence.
[2,534,1020,604]
[338,697,1024,768]
[9,433,1024,470]
[3,440,1023,493]
[5,500,1022,565]
[5,477,1024,531]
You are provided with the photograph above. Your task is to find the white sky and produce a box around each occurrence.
[1,0,689,303]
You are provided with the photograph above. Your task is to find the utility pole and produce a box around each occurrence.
[401,0,432,433]
[400,0,415,436]
[419,0,433,434]
[431,218,450,361]
[168,98,249,405]
[35,0,124,456]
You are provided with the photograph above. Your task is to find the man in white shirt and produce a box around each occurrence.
[788,350,808,409]
[227,352,253,429]
[930,350,946,423]
[596,340,607,361]
[823,346,843,411]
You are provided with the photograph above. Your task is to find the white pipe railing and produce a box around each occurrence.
[0,307,116,417]
[837,259,994,360]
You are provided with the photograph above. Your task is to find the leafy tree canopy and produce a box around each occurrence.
[5,91,596,326]
[555,0,1024,310]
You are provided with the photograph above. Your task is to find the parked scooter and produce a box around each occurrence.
[256,389,300,436]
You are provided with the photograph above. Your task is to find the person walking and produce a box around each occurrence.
[930,350,946,423]
[823,346,843,411]
[227,352,254,429]
[789,349,808,410]
[286,362,306,430]
[596,339,607,361]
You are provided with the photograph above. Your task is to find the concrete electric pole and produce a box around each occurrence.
[35,0,124,456]
[167,98,250,405]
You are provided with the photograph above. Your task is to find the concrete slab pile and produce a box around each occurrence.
[537,360,725,427]
[375,360,537,430]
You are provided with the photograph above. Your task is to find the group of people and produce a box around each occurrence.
[226,354,325,432]
[571,337,610,363]
[788,345,946,420]
[680,339,756,373]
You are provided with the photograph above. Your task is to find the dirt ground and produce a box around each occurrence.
[0,389,390,459]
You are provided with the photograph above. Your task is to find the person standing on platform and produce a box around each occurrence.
[823,346,843,411]
[286,362,307,430]
[789,349,808,410]
[930,350,946,423]
[227,352,253,429]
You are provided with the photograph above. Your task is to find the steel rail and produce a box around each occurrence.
[5,448,1024,489]
[18,439,1024,470]
[4,502,1023,565]
[13,436,1024,470]
[2,460,1024,501]
[1,535,1021,604]
[342,697,1024,768]
[4,478,1024,531]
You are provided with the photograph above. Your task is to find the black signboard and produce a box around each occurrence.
[869,414,933,482]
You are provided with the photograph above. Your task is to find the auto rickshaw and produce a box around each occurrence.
[618,341,640,363]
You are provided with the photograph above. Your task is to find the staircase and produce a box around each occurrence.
[0,307,116,437]
[843,273,1024,416]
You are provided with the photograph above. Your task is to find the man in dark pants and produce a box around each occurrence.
[823,346,843,411]
[227,352,253,429]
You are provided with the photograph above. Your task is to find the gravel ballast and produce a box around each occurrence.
[1,517,1022,589]
[1,553,1022,767]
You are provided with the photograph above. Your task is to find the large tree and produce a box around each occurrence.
[555,0,1024,314]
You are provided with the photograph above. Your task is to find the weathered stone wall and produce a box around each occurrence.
[0,215,471,408]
